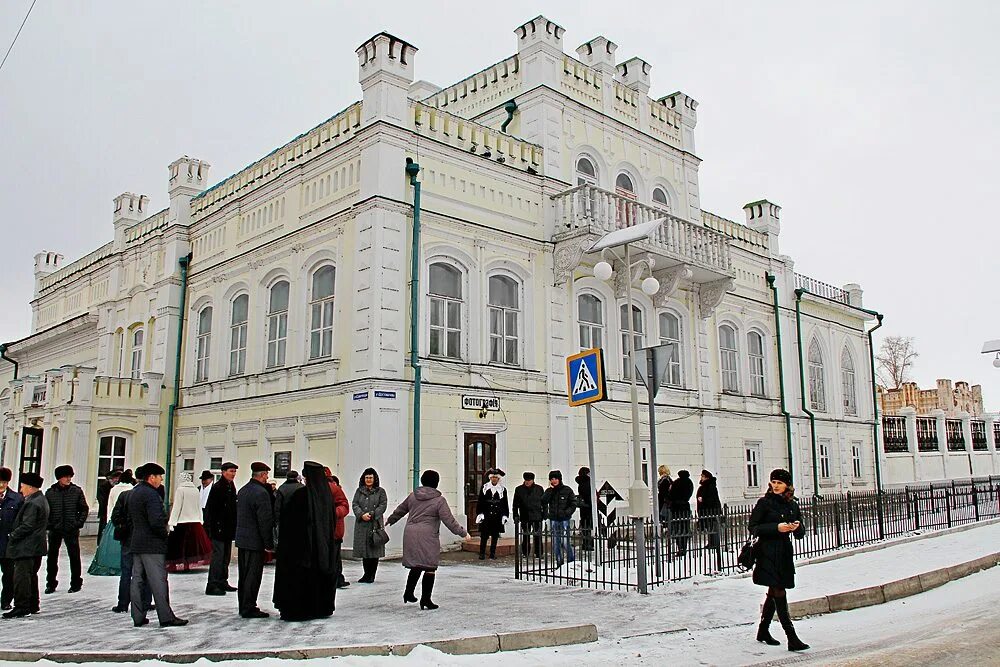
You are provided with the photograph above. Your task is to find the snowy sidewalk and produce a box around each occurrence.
[5,520,999,658]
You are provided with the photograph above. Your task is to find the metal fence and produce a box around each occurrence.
[514,476,1000,591]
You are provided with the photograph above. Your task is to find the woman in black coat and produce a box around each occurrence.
[695,470,722,570]
[748,468,808,652]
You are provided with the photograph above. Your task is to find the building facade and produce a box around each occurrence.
[878,379,984,418]
[2,17,883,542]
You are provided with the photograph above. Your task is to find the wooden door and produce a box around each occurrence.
[19,428,43,476]
[463,433,496,534]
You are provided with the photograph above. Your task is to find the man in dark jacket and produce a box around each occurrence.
[512,472,544,559]
[205,462,238,595]
[541,470,576,566]
[44,465,89,594]
[668,469,694,557]
[235,462,274,619]
[696,469,723,570]
[3,472,48,619]
[96,469,121,541]
[272,470,302,547]
[0,467,26,611]
[575,467,593,551]
[127,463,186,628]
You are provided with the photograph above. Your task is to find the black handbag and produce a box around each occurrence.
[370,520,390,548]
[737,535,758,571]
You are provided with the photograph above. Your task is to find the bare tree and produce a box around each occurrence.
[875,336,918,389]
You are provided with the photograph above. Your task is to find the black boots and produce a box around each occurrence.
[756,595,780,646]
[419,572,438,610]
[403,568,420,603]
[773,596,810,651]
[358,558,378,583]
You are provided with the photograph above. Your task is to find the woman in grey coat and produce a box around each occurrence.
[352,467,388,583]
[385,470,467,610]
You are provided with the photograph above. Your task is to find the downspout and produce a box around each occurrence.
[405,158,422,491]
[500,99,517,133]
[766,274,794,478]
[164,253,192,503]
[0,344,18,380]
[867,314,884,491]
[794,289,820,497]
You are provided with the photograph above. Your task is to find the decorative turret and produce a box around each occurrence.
[167,156,210,228]
[575,36,617,74]
[357,32,417,125]
[33,250,63,295]
[113,192,148,224]
[616,57,651,94]
[744,199,781,256]
[516,16,564,88]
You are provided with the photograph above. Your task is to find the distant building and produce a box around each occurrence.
[878,379,984,417]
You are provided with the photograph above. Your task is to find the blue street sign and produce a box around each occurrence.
[566,348,607,407]
[374,390,396,399]
[352,391,369,401]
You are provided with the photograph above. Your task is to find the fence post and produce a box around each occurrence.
[972,484,980,522]
[514,521,521,579]
[846,491,854,531]
[913,490,920,531]
[834,500,842,549]
[944,489,952,527]
[876,490,885,540]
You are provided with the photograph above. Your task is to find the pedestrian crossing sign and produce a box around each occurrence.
[567,348,607,406]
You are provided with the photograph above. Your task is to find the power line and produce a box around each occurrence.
[0,0,37,75]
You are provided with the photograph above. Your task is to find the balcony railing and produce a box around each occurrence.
[995,422,1000,448]
[946,419,965,451]
[916,417,938,452]
[794,273,849,304]
[882,416,908,453]
[971,420,988,451]
[553,184,731,274]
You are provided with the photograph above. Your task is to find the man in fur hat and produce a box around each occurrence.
[475,468,509,560]
[2,472,47,618]
[44,465,89,594]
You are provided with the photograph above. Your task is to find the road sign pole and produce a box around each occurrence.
[585,403,601,568]
[624,242,649,594]
[646,350,662,579]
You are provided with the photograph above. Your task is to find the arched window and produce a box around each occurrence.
[748,331,766,397]
[615,173,635,195]
[576,157,597,186]
[578,294,604,350]
[620,304,644,379]
[658,311,682,388]
[115,330,126,378]
[841,347,857,415]
[196,307,212,382]
[719,324,740,393]
[98,433,127,478]
[652,187,670,212]
[229,294,248,376]
[429,262,462,359]
[488,275,519,365]
[130,329,144,380]
[266,281,289,368]
[309,266,336,359]
[808,339,826,412]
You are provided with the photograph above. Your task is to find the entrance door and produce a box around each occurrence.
[463,433,497,534]
[20,428,43,476]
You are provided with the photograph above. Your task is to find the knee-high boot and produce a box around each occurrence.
[756,595,780,645]
[419,572,438,610]
[773,596,809,651]
[403,568,421,604]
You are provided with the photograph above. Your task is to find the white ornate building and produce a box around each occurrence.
[1,16,884,540]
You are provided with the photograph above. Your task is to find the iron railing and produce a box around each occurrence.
[946,419,966,451]
[882,416,908,453]
[916,417,939,452]
[514,476,1000,591]
[971,420,988,451]
[793,273,849,304]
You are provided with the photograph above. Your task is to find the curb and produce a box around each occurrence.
[788,550,1000,619]
[0,623,598,664]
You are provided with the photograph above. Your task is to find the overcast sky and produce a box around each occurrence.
[1,1,997,409]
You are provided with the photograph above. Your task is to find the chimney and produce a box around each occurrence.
[33,250,64,296]
[515,16,564,88]
[743,199,781,256]
[112,192,149,247]
[662,91,698,152]
[167,156,210,228]
[616,57,651,95]
[843,283,864,308]
[356,32,417,126]
[576,36,617,75]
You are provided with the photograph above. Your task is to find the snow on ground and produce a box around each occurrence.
[6,521,998,660]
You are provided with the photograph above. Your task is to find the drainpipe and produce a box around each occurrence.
[405,158,422,491]
[164,253,192,503]
[867,314,884,491]
[766,274,794,478]
[0,344,18,380]
[500,99,517,133]
[793,289,820,497]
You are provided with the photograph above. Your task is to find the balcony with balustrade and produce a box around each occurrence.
[551,185,735,293]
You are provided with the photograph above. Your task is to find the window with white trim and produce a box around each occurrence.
[658,311,682,388]
[745,443,760,488]
[620,304,644,380]
[429,262,462,359]
[309,265,336,359]
[130,329,144,380]
[851,441,863,479]
[266,281,289,368]
[195,307,212,382]
[229,294,248,376]
[819,438,832,479]
[652,187,671,212]
[116,330,126,378]
[578,294,604,350]
[576,156,597,186]
[487,275,519,365]
[808,339,826,412]
[615,173,637,228]
[98,434,127,478]
[719,324,740,394]
[841,347,857,416]
[748,330,766,397]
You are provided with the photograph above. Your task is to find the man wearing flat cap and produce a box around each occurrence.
[235,462,274,618]
[3,472,47,618]
[205,462,239,595]
[44,465,89,594]
[198,470,214,524]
